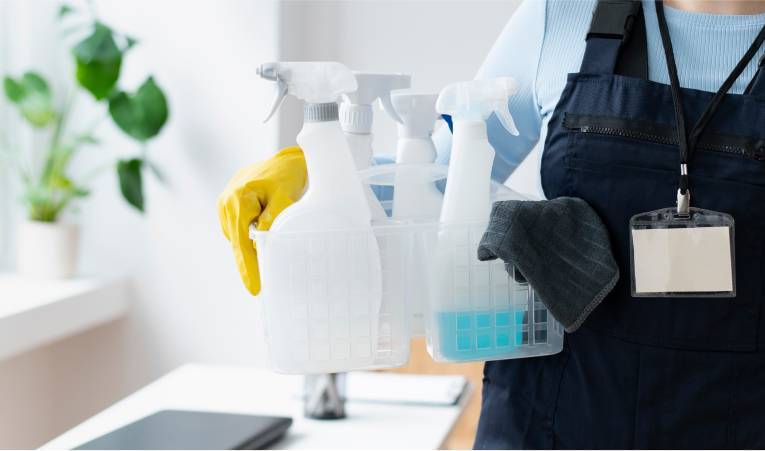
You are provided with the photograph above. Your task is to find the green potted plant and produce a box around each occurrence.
[3,5,169,278]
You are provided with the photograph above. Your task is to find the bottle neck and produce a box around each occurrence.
[396,123,431,139]
[396,136,436,163]
[453,119,487,140]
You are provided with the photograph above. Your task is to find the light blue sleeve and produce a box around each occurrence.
[434,0,546,182]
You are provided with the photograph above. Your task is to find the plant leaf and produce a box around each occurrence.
[3,72,56,127]
[108,77,169,141]
[117,158,144,212]
[72,22,122,100]
[58,4,74,18]
[3,77,23,102]
[22,72,49,93]
[71,186,90,197]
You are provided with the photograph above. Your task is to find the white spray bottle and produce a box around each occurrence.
[258,62,383,365]
[258,62,373,231]
[390,93,443,220]
[256,63,395,372]
[436,78,519,224]
[340,73,411,219]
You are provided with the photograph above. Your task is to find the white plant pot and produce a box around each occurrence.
[16,220,80,279]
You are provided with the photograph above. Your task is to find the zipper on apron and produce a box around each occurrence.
[563,113,765,160]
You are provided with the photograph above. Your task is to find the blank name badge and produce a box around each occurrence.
[629,208,735,297]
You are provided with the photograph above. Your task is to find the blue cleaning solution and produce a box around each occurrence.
[435,310,528,361]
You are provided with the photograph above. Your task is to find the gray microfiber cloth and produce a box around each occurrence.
[477,197,619,332]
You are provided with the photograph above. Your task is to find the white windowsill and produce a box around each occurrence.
[0,274,129,362]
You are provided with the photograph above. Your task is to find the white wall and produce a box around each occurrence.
[278,1,519,154]
[0,0,279,447]
[0,1,519,447]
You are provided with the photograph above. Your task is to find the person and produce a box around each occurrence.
[218,0,765,448]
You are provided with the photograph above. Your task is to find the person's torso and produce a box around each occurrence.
[510,0,765,199]
[539,0,765,351]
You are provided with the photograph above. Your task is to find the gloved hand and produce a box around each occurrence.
[217,146,307,295]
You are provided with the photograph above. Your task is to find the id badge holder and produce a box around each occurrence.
[630,206,735,298]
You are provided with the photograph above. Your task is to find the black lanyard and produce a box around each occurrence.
[655,1,765,212]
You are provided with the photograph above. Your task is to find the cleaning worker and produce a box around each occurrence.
[219,0,765,447]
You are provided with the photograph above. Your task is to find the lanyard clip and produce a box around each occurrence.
[677,189,690,215]
[677,163,690,215]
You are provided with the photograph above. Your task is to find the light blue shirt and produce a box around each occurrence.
[435,0,765,199]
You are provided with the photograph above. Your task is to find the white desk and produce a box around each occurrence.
[43,364,467,449]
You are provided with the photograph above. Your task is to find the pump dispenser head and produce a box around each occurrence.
[435,77,520,135]
[257,62,358,123]
[339,72,411,134]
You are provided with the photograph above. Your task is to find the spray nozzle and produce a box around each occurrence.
[435,77,519,136]
[258,62,358,123]
[339,72,411,134]
[391,93,440,139]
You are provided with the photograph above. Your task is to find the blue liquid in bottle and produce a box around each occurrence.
[435,310,527,361]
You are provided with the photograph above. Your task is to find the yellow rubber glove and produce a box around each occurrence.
[217,146,307,295]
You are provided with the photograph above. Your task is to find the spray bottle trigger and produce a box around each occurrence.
[263,78,288,124]
[379,94,404,124]
[495,108,519,136]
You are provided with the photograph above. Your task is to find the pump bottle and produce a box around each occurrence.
[436,78,519,224]
[390,93,443,220]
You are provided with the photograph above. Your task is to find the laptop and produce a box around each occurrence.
[75,410,292,450]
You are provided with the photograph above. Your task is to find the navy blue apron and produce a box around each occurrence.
[475,1,765,448]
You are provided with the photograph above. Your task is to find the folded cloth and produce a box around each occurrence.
[477,197,619,332]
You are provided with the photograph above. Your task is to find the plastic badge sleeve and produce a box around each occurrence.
[629,207,736,298]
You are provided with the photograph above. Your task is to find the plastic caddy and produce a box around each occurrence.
[251,222,414,374]
[251,164,564,373]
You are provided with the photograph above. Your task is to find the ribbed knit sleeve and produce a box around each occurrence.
[434,0,547,183]
[434,0,765,194]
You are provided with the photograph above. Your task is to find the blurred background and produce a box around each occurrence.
[0,0,521,448]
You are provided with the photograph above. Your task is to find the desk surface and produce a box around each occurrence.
[43,364,466,449]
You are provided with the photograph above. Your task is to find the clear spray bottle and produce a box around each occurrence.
[436,78,519,224]
[428,78,519,360]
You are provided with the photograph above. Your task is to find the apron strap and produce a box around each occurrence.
[580,0,648,78]
[744,54,765,97]
[656,0,765,195]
